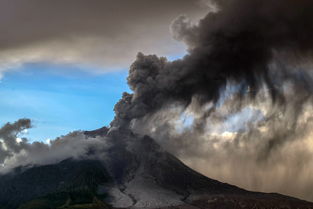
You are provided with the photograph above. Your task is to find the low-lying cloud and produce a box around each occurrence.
[0,119,109,173]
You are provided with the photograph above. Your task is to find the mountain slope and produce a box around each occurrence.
[0,127,312,209]
[0,159,112,209]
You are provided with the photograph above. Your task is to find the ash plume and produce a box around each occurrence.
[111,0,313,201]
[113,0,313,128]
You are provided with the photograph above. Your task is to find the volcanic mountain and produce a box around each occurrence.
[0,127,312,209]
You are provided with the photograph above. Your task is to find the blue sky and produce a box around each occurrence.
[0,63,130,142]
[0,54,185,142]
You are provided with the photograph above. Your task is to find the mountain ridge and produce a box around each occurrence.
[0,127,312,209]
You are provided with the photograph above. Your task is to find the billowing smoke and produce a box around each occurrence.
[113,0,313,127]
[110,0,313,201]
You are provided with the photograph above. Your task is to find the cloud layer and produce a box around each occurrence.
[0,0,209,77]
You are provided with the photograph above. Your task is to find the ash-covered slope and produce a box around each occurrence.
[98,128,246,208]
[85,127,247,208]
[0,127,312,209]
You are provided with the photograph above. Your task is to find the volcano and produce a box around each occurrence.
[0,127,312,209]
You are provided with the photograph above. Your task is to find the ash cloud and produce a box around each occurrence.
[111,0,313,201]
[129,70,313,201]
[114,0,313,128]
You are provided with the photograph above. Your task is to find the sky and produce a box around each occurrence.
[0,64,129,141]
[0,55,187,141]
[0,0,205,141]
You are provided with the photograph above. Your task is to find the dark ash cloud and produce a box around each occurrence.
[113,0,313,129]
[110,0,313,201]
